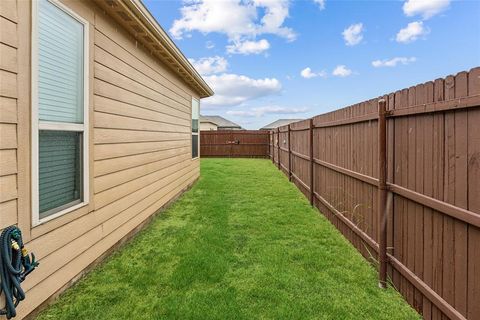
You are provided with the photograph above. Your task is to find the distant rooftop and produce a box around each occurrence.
[200,115,242,129]
[260,119,304,130]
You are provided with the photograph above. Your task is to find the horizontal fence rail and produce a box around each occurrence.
[201,130,270,158]
[269,67,480,320]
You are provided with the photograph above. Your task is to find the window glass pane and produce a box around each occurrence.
[192,119,199,133]
[39,130,82,218]
[192,135,199,158]
[192,99,199,120]
[38,0,84,123]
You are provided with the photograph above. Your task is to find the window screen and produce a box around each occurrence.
[39,131,82,218]
[192,134,199,158]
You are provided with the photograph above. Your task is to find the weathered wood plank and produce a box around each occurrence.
[467,68,480,320]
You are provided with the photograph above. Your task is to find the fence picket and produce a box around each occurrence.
[270,68,479,320]
[199,68,480,320]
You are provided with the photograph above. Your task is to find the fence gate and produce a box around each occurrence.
[200,130,270,158]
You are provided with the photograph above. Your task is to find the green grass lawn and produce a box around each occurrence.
[38,159,419,320]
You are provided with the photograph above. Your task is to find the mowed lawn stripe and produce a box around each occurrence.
[37,158,419,320]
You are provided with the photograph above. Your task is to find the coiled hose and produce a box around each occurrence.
[0,226,38,319]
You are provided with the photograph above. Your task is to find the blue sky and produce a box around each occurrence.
[143,0,480,129]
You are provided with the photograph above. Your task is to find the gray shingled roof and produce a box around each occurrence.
[260,119,304,130]
[200,115,242,129]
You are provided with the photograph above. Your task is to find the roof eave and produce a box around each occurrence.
[92,0,214,98]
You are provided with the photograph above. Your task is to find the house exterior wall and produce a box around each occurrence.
[200,121,218,131]
[0,0,200,317]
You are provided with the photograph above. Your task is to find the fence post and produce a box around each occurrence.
[277,128,281,170]
[377,99,388,289]
[272,131,276,164]
[272,130,275,164]
[270,131,273,163]
[309,118,314,206]
[288,125,292,181]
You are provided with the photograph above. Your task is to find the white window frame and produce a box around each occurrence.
[31,0,90,226]
[192,98,200,159]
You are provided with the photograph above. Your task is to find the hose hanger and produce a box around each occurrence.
[0,226,39,319]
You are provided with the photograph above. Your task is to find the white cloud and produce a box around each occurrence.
[255,0,296,41]
[170,0,255,40]
[202,73,282,107]
[372,57,417,68]
[300,67,315,79]
[226,39,270,55]
[332,65,352,77]
[342,23,364,46]
[313,0,325,10]
[396,21,429,43]
[403,0,450,19]
[227,105,308,117]
[188,56,228,75]
[300,67,327,79]
[205,41,215,49]
[170,0,296,53]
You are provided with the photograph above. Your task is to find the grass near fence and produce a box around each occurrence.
[38,159,419,320]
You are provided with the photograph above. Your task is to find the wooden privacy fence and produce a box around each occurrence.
[200,130,270,158]
[269,67,480,320]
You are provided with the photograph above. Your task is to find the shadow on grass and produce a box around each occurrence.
[37,159,420,320]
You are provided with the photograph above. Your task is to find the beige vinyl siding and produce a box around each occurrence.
[200,122,218,131]
[0,0,202,318]
[0,0,19,230]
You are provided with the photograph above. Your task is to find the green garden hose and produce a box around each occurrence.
[0,226,39,319]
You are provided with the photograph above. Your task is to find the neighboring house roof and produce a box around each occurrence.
[201,121,218,126]
[92,0,213,98]
[200,115,242,129]
[260,119,304,130]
